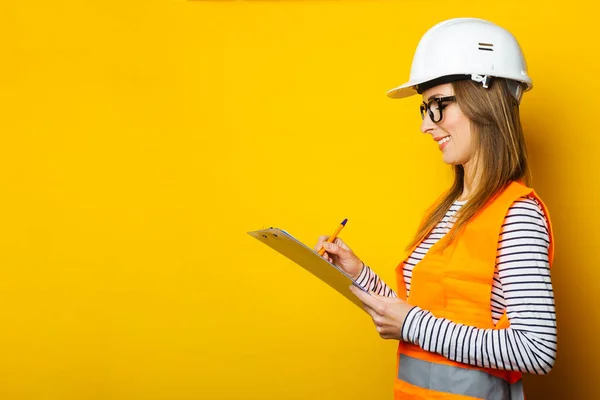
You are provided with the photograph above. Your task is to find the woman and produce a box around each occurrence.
[315,18,556,399]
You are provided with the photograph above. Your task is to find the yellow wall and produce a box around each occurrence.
[0,0,596,398]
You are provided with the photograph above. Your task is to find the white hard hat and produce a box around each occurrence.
[387,18,531,103]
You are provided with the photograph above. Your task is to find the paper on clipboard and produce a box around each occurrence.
[247,227,367,309]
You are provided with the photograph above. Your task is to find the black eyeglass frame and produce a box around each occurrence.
[419,95,456,123]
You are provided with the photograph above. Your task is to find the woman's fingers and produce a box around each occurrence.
[315,236,350,252]
[314,236,327,252]
[333,237,349,250]
[322,241,345,256]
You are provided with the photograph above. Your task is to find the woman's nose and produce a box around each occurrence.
[420,111,436,133]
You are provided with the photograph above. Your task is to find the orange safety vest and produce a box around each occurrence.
[394,181,554,400]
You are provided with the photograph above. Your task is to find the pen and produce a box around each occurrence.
[318,218,348,256]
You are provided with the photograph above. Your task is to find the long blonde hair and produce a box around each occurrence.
[407,78,530,251]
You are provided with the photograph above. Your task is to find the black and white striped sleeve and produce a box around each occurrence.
[400,196,557,374]
[355,264,397,298]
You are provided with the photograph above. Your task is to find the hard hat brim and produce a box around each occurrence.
[386,85,415,99]
[387,76,534,99]
[386,78,432,99]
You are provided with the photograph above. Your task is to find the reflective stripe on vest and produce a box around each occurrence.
[398,354,524,400]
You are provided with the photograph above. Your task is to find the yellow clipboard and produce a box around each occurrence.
[247,227,367,309]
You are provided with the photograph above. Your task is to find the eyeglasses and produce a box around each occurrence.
[420,96,456,123]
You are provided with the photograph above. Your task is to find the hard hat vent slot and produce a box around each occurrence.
[478,43,494,52]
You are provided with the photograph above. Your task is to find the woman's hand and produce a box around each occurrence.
[314,236,364,280]
[349,285,415,340]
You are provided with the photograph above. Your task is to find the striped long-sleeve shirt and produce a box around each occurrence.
[355,196,557,374]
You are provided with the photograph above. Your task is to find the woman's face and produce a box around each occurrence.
[420,83,476,167]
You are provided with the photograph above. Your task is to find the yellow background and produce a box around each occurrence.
[0,0,595,398]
